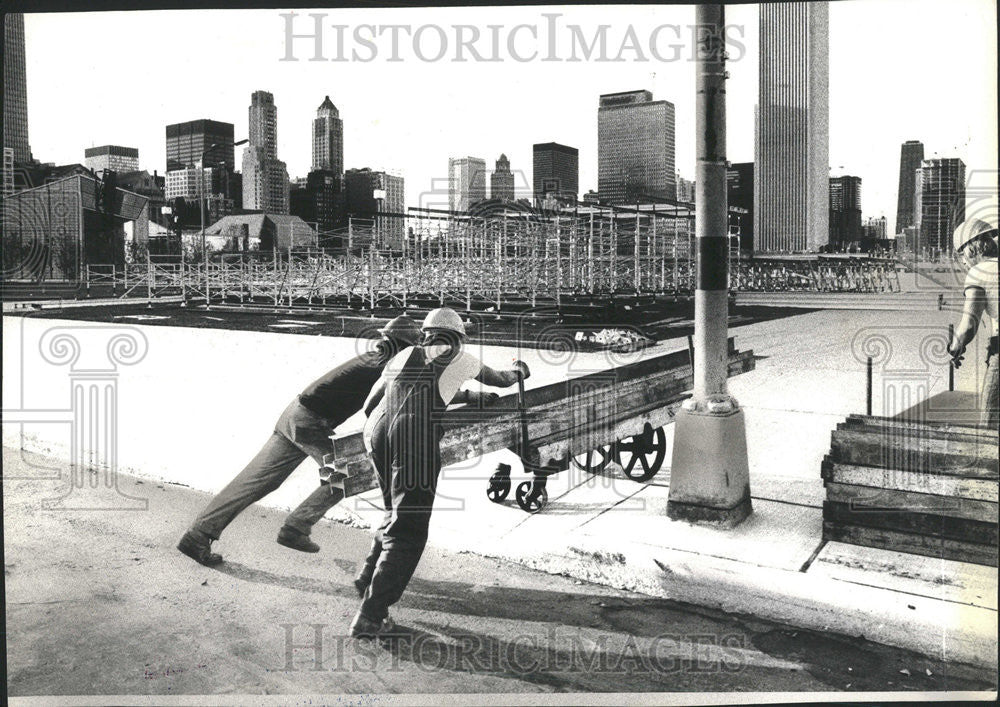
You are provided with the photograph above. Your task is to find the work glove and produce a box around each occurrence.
[513,360,531,380]
[479,392,500,406]
[947,339,965,369]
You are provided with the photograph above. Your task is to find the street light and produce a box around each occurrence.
[200,138,248,308]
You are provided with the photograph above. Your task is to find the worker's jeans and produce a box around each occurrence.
[982,352,998,427]
[192,399,344,539]
[357,412,442,622]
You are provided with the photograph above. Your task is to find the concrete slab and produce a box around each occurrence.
[810,541,999,612]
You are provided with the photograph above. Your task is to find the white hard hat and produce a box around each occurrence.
[953,216,998,253]
[421,307,466,336]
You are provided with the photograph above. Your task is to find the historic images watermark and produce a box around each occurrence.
[279,12,746,64]
[277,623,748,676]
[2,320,150,510]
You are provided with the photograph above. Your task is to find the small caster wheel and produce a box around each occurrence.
[487,478,511,502]
[515,480,548,513]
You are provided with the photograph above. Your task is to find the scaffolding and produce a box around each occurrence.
[85,203,902,307]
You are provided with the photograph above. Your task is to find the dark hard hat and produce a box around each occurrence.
[378,315,422,346]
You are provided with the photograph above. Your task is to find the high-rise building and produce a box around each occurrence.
[290,169,344,235]
[533,143,579,207]
[915,158,966,252]
[754,2,829,252]
[164,166,215,202]
[242,91,289,214]
[597,90,675,205]
[165,119,235,172]
[864,216,887,240]
[84,145,139,175]
[829,175,863,247]
[312,96,344,175]
[491,154,515,202]
[345,168,405,249]
[727,162,754,251]
[894,140,924,236]
[3,148,15,197]
[676,173,696,204]
[3,13,31,164]
[448,157,487,213]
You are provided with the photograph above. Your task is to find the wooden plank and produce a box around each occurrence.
[842,414,999,444]
[822,460,998,502]
[824,501,999,546]
[811,541,999,611]
[829,429,999,477]
[825,481,999,524]
[823,522,999,567]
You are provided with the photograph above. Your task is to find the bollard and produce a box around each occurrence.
[866,355,873,416]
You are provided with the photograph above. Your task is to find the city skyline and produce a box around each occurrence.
[19,2,998,223]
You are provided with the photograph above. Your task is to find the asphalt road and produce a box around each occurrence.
[4,446,995,699]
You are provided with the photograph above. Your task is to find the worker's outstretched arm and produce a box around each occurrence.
[475,360,530,388]
[948,287,987,367]
[452,389,499,406]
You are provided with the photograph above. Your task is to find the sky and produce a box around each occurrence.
[21,1,999,225]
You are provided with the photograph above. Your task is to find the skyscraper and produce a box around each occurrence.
[915,158,966,252]
[344,168,405,249]
[84,145,140,175]
[242,91,289,214]
[597,90,675,205]
[3,13,31,164]
[448,157,486,213]
[894,140,924,236]
[829,175,863,247]
[312,95,343,175]
[533,143,579,207]
[754,2,829,252]
[727,162,754,251]
[165,120,235,172]
[491,154,515,202]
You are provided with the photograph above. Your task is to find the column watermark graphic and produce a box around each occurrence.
[3,322,149,510]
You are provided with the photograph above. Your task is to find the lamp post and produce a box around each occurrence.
[200,138,248,308]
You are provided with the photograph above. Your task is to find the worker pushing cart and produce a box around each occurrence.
[349,307,529,639]
[177,315,423,566]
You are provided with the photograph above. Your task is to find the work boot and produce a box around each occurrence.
[177,529,223,566]
[277,525,320,553]
[353,578,368,598]
[349,611,396,639]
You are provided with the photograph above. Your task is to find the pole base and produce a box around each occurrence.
[667,406,752,527]
[667,493,752,528]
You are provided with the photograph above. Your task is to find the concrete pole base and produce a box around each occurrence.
[667,406,752,527]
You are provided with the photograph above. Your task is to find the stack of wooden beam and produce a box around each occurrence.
[331,339,756,497]
[822,414,999,567]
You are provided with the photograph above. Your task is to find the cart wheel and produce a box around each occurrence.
[486,478,511,503]
[515,481,548,513]
[572,443,616,473]
[619,425,666,482]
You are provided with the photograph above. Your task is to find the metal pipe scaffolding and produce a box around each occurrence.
[667,3,752,527]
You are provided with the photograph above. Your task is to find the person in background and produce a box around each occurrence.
[349,307,529,638]
[947,216,999,426]
[177,315,423,566]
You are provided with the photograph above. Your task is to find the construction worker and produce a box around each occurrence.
[349,307,529,638]
[947,216,999,425]
[177,315,423,566]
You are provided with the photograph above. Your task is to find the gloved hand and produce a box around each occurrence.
[479,392,500,406]
[948,339,966,369]
[513,360,531,380]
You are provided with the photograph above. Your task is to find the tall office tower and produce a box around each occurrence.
[533,142,579,207]
[829,175,863,247]
[3,13,31,164]
[448,156,486,213]
[84,145,139,175]
[165,120,235,172]
[597,90,675,205]
[754,2,829,252]
[242,91,289,213]
[491,154,515,202]
[676,173,696,203]
[727,162,754,251]
[894,140,924,236]
[3,148,14,196]
[344,168,405,248]
[865,216,887,240]
[915,158,966,252]
[312,95,343,175]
